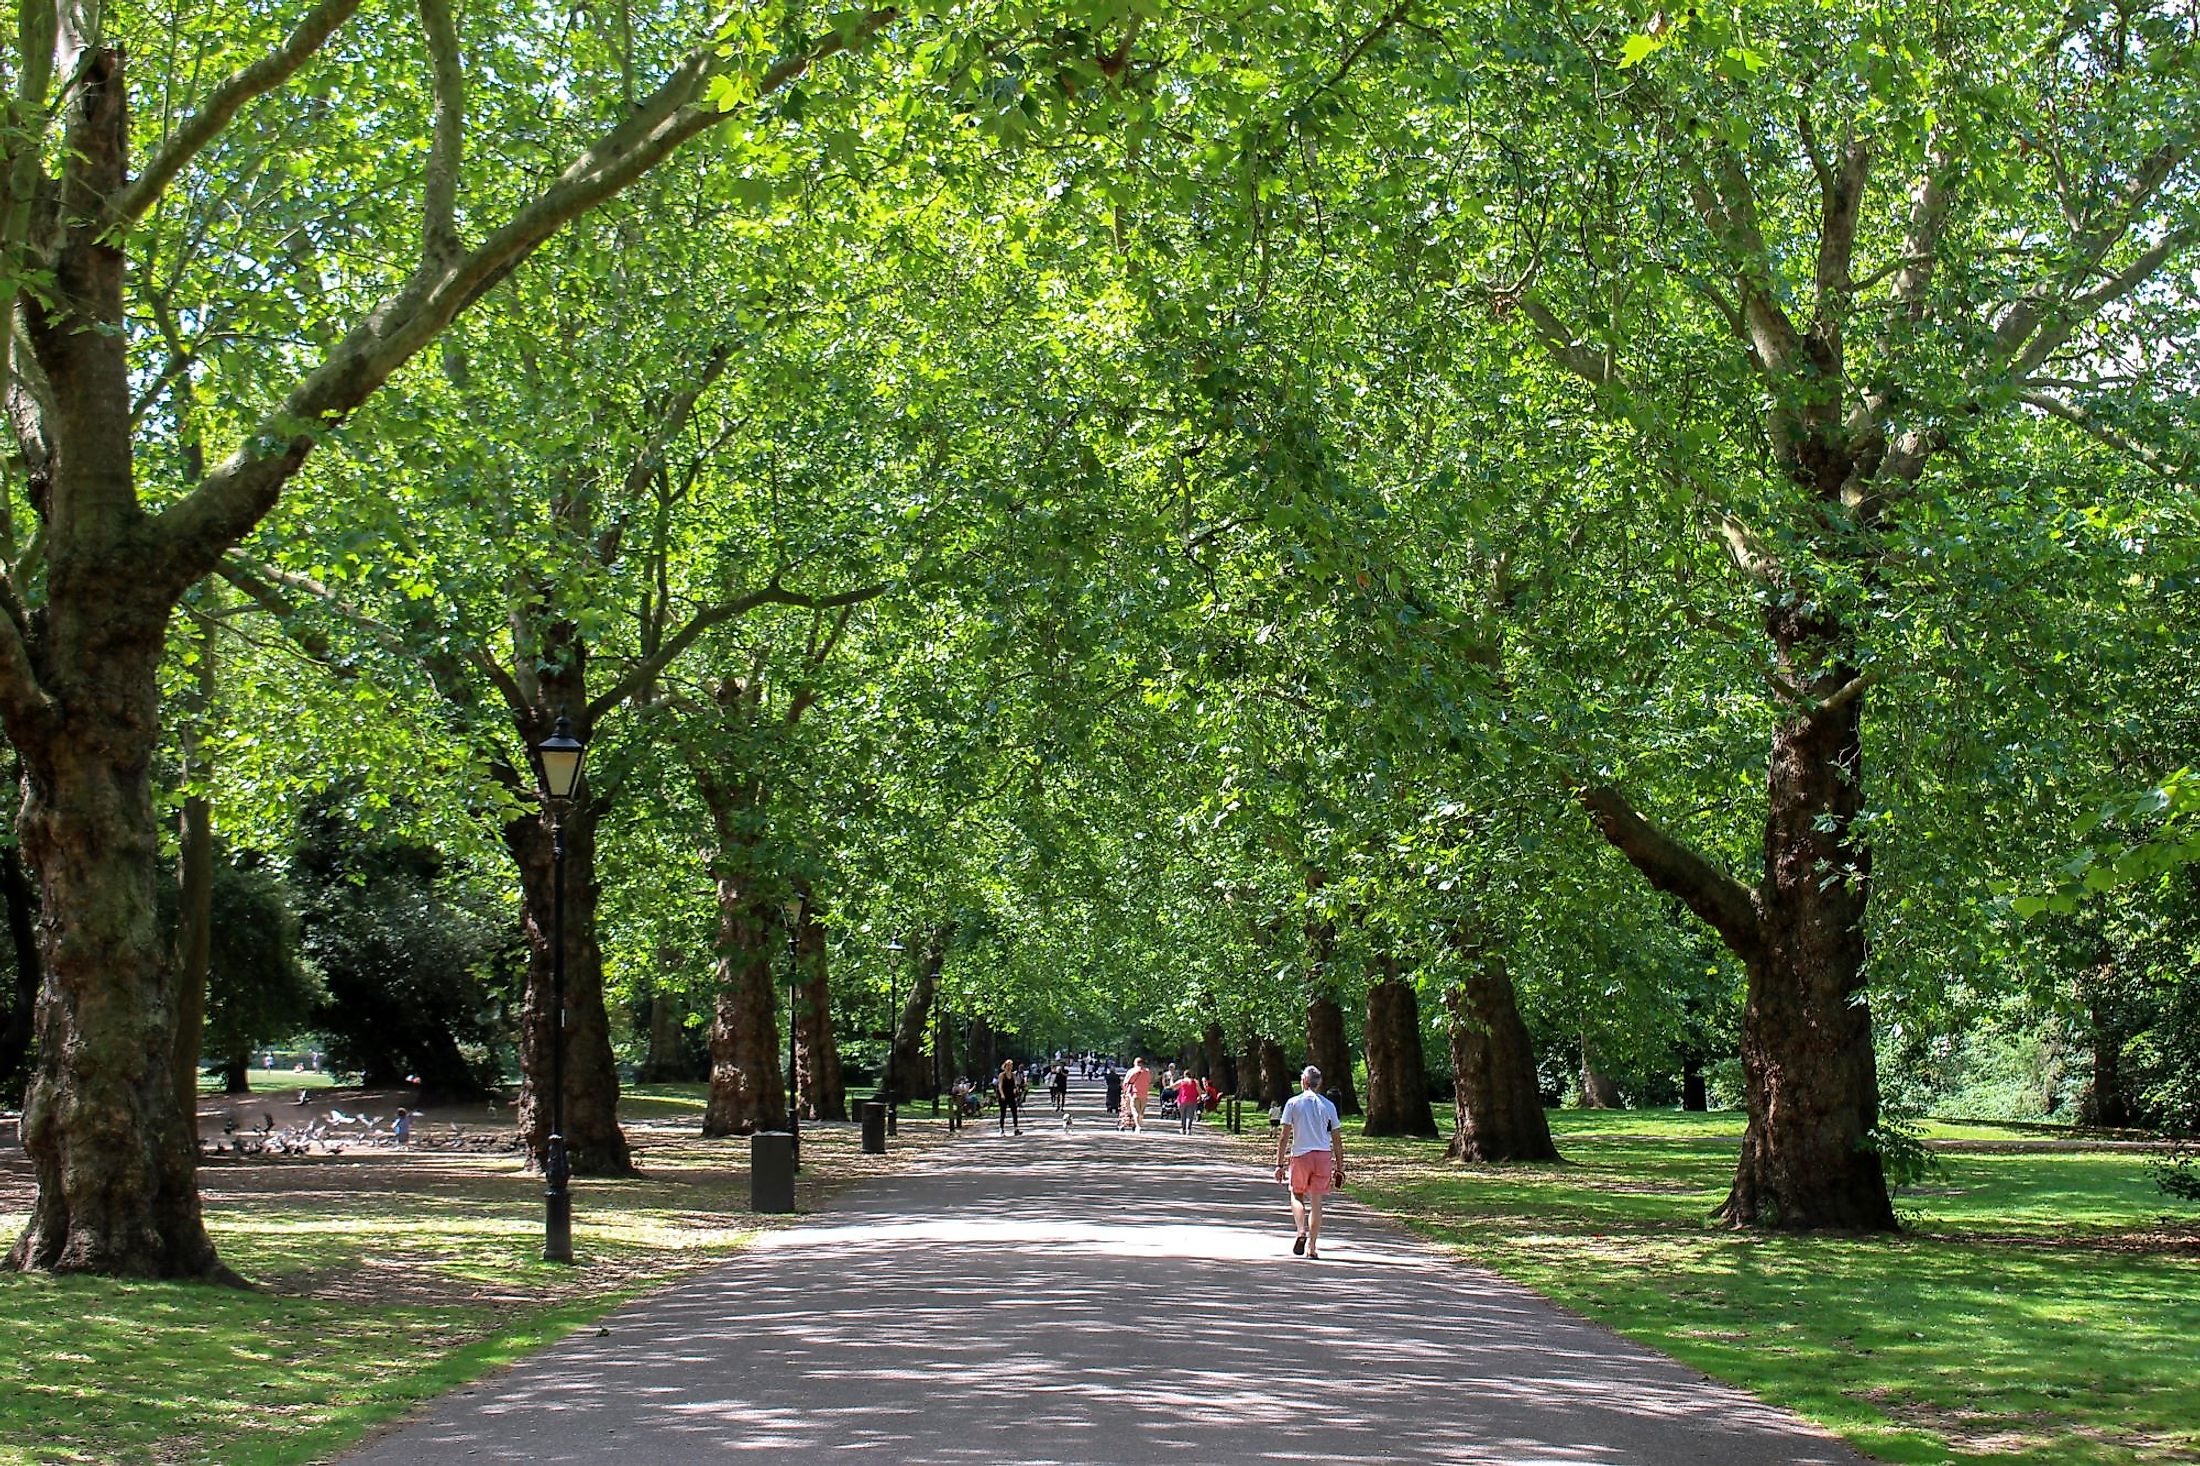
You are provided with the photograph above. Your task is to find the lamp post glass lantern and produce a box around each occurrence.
[534,709,586,1264]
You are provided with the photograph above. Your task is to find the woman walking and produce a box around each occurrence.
[996,1060,1023,1135]
[1175,1072,1202,1133]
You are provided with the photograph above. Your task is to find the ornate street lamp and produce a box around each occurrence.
[533,707,586,1264]
[884,938,904,1136]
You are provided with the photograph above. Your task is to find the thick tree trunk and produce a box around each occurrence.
[1577,1040,1622,1109]
[171,603,216,1119]
[792,892,844,1121]
[1200,1021,1231,1091]
[1444,951,1560,1164]
[2080,963,2128,1128]
[1681,1055,1709,1112]
[219,1055,249,1095]
[638,984,702,1083]
[933,1007,956,1094]
[1,55,230,1281]
[967,1014,995,1083]
[1362,967,1438,1138]
[507,804,631,1174]
[1256,1036,1292,1108]
[1582,611,1894,1228]
[0,839,43,1098]
[1305,993,1359,1115]
[888,928,946,1100]
[703,886,785,1136]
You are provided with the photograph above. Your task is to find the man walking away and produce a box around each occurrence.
[1125,1057,1154,1132]
[1274,1065,1345,1259]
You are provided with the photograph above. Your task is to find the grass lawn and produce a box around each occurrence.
[0,1087,941,1466]
[1343,1107,2200,1465]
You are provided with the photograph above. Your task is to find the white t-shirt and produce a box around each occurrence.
[1280,1090,1340,1156]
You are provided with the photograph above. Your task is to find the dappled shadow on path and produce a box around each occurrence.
[344,1085,1867,1466]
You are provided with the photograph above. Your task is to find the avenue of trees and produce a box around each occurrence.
[0,0,2192,1277]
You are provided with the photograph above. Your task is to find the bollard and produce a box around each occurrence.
[751,1131,796,1213]
[861,1101,887,1154]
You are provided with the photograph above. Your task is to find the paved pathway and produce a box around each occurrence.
[346,1077,1869,1464]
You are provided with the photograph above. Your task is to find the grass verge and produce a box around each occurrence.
[1,1088,942,1465]
[1344,1107,2200,1465]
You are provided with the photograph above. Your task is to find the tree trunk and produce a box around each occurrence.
[1581,624,1894,1229]
[1257,1036,1292,1108]
[507,802,631,1174]
[1577,1040,1622,1109]
[639,983,702,1083]
[792,891,844,1121]
[1681,1055,1709,1112]
[1444,949,1560,1164]
[967,1014,995,1083]
[933,1007,956,1095]
[171,600,216,1120]
[220,1055,250,1095]
[703,885,785,1136]
[2080,961,2128,1129]
[889,928,946,1100]
[0,56,230,1281]
[0,837,43,1099]
[1200,1021,1231,1091]
[1362,967,1438,1138]
[1305,993,1359,1115]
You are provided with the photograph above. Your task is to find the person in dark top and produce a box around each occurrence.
[1104,1065,1123,1115]
[1049,1063,1070,1113]
[995,1060,1023,1135]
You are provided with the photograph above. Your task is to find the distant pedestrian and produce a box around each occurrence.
[1175,1073,1201,1133]
[1125,1057,1153,1132]
[1274,1065,1344,1259]
[1104,1065,1123,1116]
[1050,1063,1070,1113]
[996,1060,1022,1135]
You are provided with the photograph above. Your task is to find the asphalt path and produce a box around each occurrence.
[344,1077,1869,1465]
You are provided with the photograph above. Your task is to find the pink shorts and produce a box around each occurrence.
[1288,1152,1336,1196]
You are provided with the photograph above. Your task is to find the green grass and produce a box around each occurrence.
[198,1069,341,1094]
[1346,1107,2200,1465]
[0,1105,934,1465]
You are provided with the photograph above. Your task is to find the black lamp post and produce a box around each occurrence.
[533,708,586,1265]
[884,938,903,1136]
[786,894,803,1173]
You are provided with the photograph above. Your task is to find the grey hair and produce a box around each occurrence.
[1301,1065,1322,1086]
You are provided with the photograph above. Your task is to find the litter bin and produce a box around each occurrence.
[861,1101,887,1154]
[751,1131,796,1213]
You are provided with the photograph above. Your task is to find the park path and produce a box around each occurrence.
[343,1076,1869,1465]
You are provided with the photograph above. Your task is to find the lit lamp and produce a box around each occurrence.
[533,708,586,1264]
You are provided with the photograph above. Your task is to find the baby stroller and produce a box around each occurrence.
[1157,1091,1180,1122]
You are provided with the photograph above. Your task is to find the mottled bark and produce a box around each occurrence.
[1362,966,1438,1138]
[792,891,844,1121]
[1256,1036,1292,1108]
[703,885,784,1136]
[638,981,704,1083]
[2,54,227,1280]
[1444,951,1560,1164]
[171,603,215,1117]
[1577,1041,1622,1109]
[507,799,631,1173]
[2080,956,2128,1128]
[888,928,946,1100]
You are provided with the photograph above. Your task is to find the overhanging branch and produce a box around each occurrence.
[1579,783,1762,957]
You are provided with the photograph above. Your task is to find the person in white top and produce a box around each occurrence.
[1273,1064,1345,1259]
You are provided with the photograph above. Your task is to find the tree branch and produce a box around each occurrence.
[1517,295,1622,387]
[416,0,465,264]
[0,569,55,746]
[587,577,891,721]
[2021,390,2189,482]
[1579,784,1762,955]
[148,6,902,594]
[111,0,367,224]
